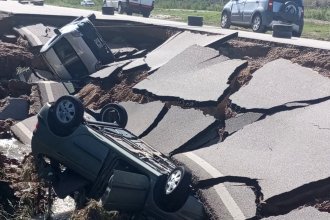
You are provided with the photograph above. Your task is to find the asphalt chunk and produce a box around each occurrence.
[231,59,330,110]
[119,101,166,137]
[143,106,219,155]
[134,47,247,105]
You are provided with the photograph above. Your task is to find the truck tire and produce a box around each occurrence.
[188,16,203,26]
[272,24,293,39]
[100,103,128,128]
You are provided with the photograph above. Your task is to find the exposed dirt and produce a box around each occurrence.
[0,42,33,79]
[78,71,151,109]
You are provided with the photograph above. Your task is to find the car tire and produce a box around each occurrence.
[292,20,304,37]
[279,1,299,23]
[221,11,231,29]
[118,3,124,14]
[154,166,192,212]
[48,95,84,136]
[142,11,151,18]
[126,9,132,15]
[188,16,203,26]
[272,24,293,39]
[252,13,266,33]
[102,6,115,15]
[100,103,128,128]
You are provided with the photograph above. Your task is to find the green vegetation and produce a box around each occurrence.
[305,8,330,21]
[45,0,330,40]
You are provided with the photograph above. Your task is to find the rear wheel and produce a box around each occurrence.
[142,11,150,18]
[48,96,84,136]
[118,3,124,14]
[252,14,266,33]
[154,166,192,212]
[100,103,128,128]
[221,11,231,29]
[292,20,304,37]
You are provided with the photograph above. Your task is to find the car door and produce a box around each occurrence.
[231,0,247,23]
[243,0,261,23]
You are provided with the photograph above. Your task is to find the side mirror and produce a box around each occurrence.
[54,29,61,35]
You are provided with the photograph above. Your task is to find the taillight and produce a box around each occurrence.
[33,122,39,133]
[268,0,273,11]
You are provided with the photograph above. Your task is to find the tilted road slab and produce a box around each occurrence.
[14,23,56,47]
[231,59,330,110]
[192,99,330,215]
[143,106,219,155]
[0,98,29,120]
[135,60,247,105]
[38,81,69,104]
[119,101,166,137]
[11,115,37,145]
[130,31,235,70]
[134,45,246,105]
[263,207,330,220]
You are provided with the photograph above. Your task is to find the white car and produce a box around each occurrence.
[40,15,114,80]
[81,0,95,6]
[103,0,154,17]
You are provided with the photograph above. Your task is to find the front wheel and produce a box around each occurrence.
[48,95,84,136]
[221,11,231,29]
[252,14,266,33]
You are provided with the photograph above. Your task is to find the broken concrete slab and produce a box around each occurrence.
[134,52,247,106]
[263,207,330,220]
[14,23,56,47]
[119,101,166,137]
[143,106,219,155]
[224,112,263,137]
[231,59,330,109]
[90,61,130,79]
[38,81,69,105]
[194,99,330,211]
[11,115,37,145]
[0,98,29,120]
[129,31,235,70]
[122,58,147,72]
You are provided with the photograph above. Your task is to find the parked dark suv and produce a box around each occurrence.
[31,95,205,219]
[221,0,304,37]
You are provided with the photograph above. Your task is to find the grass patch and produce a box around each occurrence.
[305,8,330,21]
[153,8,221,26]
[302,20,330,41]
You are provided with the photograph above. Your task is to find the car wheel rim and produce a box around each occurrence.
[56,100,75,124]
[221,14,227,27]
[253,16,261,30]
[165,170,182,195]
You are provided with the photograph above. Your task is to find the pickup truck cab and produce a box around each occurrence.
[103,0,154,17]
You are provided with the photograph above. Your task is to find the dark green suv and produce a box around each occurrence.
[31,95,205,219]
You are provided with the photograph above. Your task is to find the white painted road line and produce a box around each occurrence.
[183,152,246,220]
[43,81,55,102]
[20,26,43,46]
[14,122,33,143]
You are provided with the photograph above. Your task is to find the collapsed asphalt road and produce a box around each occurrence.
[0,8,330,220]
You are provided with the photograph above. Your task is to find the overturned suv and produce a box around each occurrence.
[31,95,205,219]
